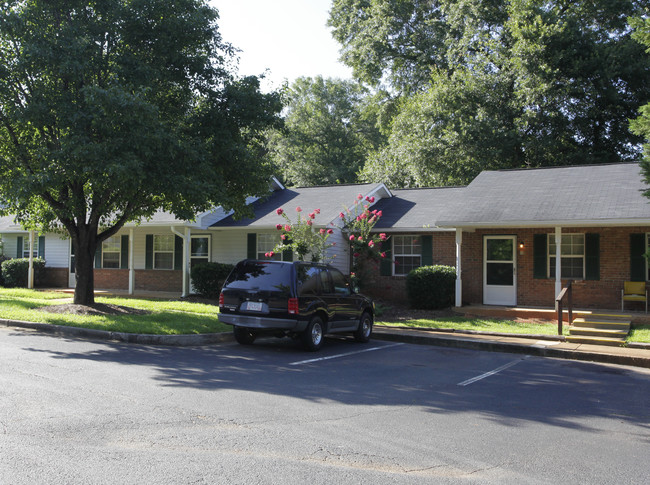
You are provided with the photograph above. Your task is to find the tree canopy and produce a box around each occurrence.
[330,0,650,186]
[630,15,650,197]
[268,76,384,186]
[0,0,282,303]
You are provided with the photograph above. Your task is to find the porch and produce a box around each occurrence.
[454,304,650,327]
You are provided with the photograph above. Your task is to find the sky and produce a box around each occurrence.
[210,0,352,91]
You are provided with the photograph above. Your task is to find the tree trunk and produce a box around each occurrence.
[73,230,98,306]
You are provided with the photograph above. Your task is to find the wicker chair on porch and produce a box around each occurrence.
[621,281,647,313]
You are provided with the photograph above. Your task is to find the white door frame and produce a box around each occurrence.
[483,235,517,306]
[68,239,76,288]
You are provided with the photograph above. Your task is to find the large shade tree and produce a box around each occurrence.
[330,0,650,186]
[0,0,282,304]
[267,76,384,186]
[630,15,650,195]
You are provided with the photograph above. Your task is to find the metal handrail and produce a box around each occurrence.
[555,280,573,335]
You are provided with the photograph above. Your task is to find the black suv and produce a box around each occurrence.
[218,260,374,351]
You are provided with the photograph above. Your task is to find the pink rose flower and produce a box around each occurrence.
[276,208,283,215]
[268,251,274,257]
[349,235,355,241]
[357,194,363,200]
[380,252,386,258]
[295,206,302,212]
[369,196,375,203]
[377,210,383,217]
[320,228,326,234]
[368,240,375,248]
[307,220,313,226]
[339,212,345,219]
[380,233,387,240]
[309,212,315,219]
[276,224,283,230]
[358,236,363,241]
[281,234,286,240]
[284,224,292,231]
[315,208,321,214]
[353,252,360,257]
[327,229,333,234]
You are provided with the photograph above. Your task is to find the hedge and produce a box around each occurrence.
[1,258,46,288]
[405,265,456,309]
[190,262,235,299]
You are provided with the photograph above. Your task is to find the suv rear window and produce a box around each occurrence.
[224,261,293,291]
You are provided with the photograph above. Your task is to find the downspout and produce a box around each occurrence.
[170,226,190,297]
[455,228,462,307]
[128,228,134,295]
[28,230,35,289]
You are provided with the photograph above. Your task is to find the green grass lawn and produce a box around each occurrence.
[0,288,228,335]
[0,289,648,343]
[376,316,569,336]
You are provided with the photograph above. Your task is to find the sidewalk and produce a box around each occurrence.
[2,317,649,368]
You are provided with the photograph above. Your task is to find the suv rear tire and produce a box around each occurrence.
[354,311,373,343]
[234,326,257,345]
[302,316,324,351]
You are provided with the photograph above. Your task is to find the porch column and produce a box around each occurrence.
[183,227,191,297]
[28,230,35,289]
[128,228,134,295]
[455,228,462,307]
[554,226,562,300]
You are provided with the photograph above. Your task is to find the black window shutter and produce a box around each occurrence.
[379,237,392,276]
[16,236,23,258]
[145,235,153,269]
[247,233,257,259]
[584,233,600,281]
[630,233,646,281]
[120,235,129,269]
[533,234,547,279]
[38,236,45,258]
[421,235,433,266]
[174,235,183,270]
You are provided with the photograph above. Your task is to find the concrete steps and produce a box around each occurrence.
[567,314,631,346]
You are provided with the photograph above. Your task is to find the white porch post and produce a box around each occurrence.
[555,226,562,300]
[28,230,35,289]
[128,228,134,295]
[455,228,462,307]
[183,227,191,297]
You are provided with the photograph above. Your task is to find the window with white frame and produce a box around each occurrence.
[257,233,282,261]
[153,234,174,269]
[22,237,38,258]
[102,236,121,269]
[548,234,585,279]
[393,235,422,276]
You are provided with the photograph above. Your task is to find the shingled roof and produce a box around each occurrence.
[211,183,389,228]
[435,163,650,228]
[371,187,464,231]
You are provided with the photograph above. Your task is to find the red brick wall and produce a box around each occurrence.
[94,269,129,290]
[134,269,182,292]
[461,227,650,310]
[42,268,68,288]
[363,232,456,302]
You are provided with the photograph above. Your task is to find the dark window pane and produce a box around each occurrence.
[486,239,513,261]
[486,262,513,285]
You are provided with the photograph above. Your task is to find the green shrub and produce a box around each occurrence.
[405,265,456,309]
[1,258,46,288]
[190,262,235,299]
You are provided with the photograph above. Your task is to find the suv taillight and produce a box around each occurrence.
[219,292,224,307]
[288,297,299,315]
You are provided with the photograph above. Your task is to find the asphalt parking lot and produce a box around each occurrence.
[2,327,649,484]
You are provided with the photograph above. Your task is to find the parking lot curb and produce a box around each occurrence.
[0,318,234,346]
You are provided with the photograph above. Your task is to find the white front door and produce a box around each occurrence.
[483,236,517,306]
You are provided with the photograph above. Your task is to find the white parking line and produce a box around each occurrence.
[289,343,405,366]
[457,356,530,386]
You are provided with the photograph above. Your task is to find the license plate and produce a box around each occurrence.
[246,301,263,312]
